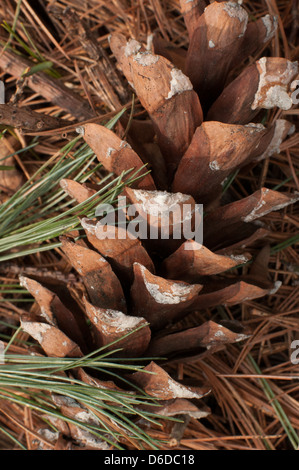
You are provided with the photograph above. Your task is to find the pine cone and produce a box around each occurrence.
[19,0,299,449]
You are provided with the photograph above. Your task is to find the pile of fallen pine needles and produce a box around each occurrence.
[0,0,298,450]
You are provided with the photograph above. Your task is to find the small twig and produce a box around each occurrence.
[0,104,70,131]
[0,48,94,120]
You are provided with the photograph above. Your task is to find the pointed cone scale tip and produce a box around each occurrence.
[20,320,82,358]
[251,58,298,111]
[185,1,248,101]
[241,188,299,223]
[260,14,278,43]
[109,33,143,85]
[60,236,108,276]
[81,217,96,234]
[110,33,203,170]
[163,240,250,280]
[77,368,126,392]
[131,263,202,328]
[172,121,268,201]
[208,57,298,123]
[60,179,96,204]
[222,281,279,306]
[255,119,295,161]
[180,0,201,15]
[19,276,56,325]
[204,188,299,237]
[189,276,282,310]
[132,361,210,400]
[126,188,196,233]
[156,399,210,419]
[82,123,155,190]
[19,276,90,351]
[82,297,151,356]
[126,188,194,210]
[81,217,155,277]
[147,320,250,358]
[111,35,194,113]
[229,13,278,70]
[60,236,127,312]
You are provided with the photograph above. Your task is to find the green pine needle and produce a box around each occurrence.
[0,108,149,261]
[0,326,177,449]
[248,354,299,450]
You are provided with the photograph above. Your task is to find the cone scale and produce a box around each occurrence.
[19,0,299,447]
